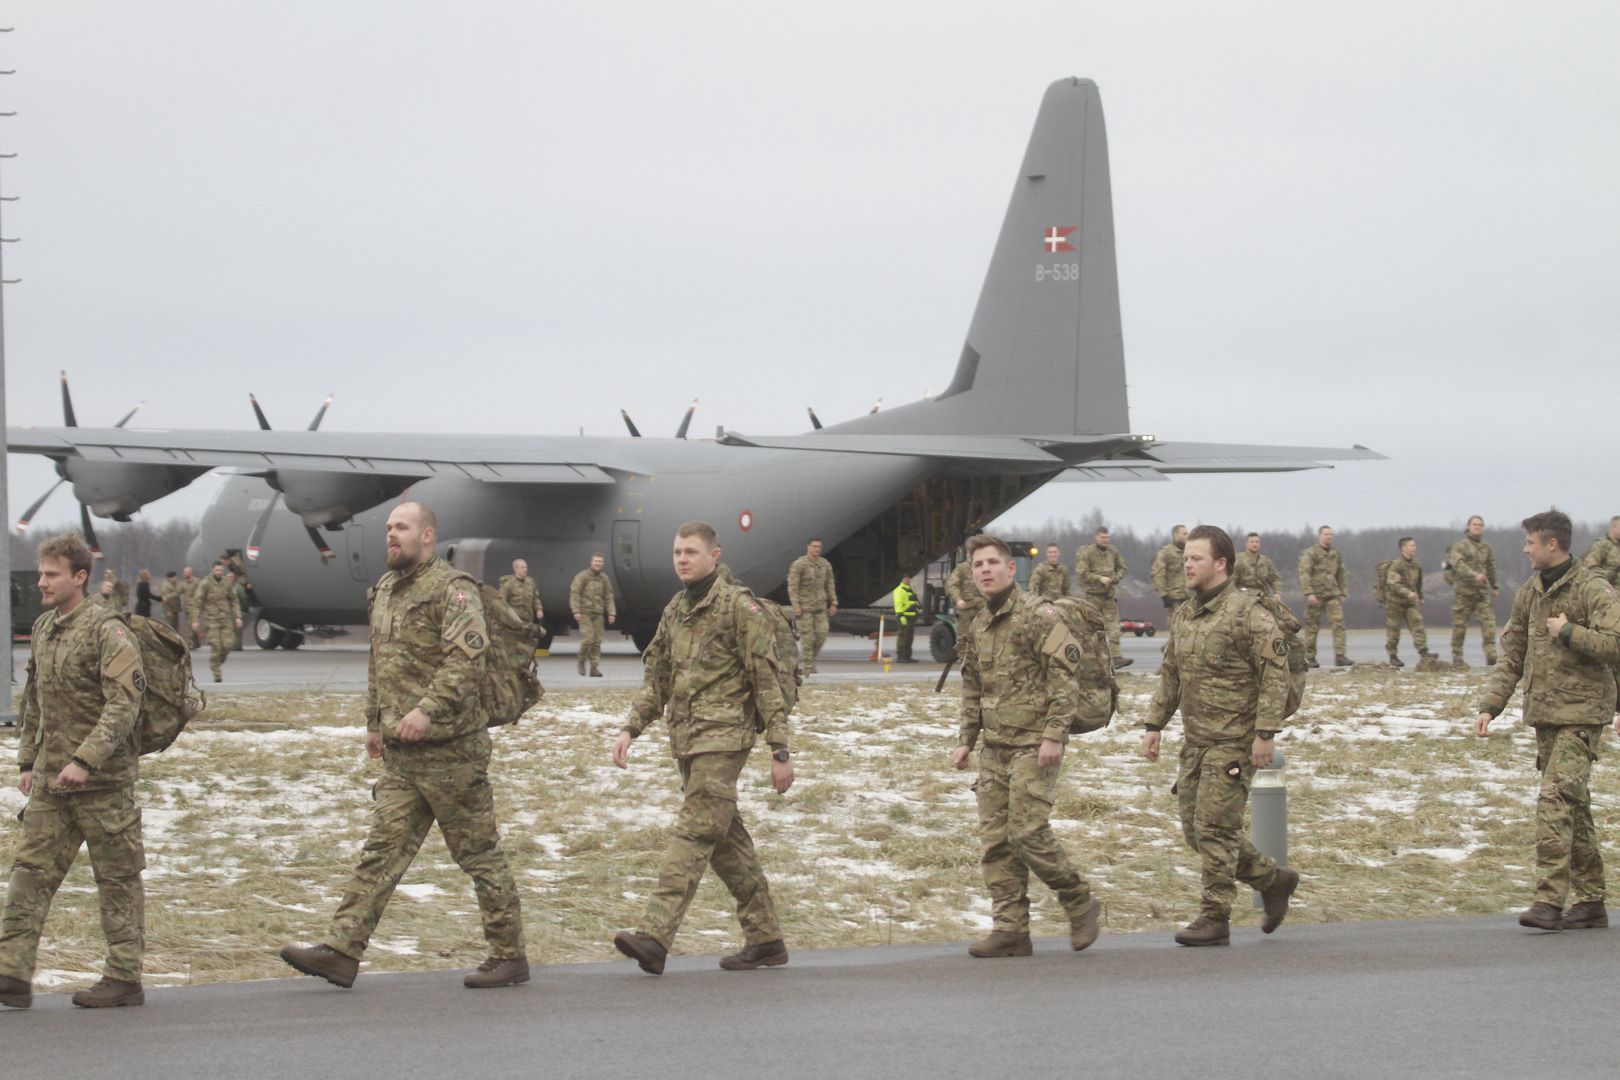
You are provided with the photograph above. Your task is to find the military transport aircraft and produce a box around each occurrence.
[7,77,1381,651]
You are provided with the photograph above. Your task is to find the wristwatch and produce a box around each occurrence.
[772,749,791,763]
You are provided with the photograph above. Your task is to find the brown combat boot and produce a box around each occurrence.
[464,955,530,988]
[279,943,360,987]
[967,930,1032,958]
[1260,868,1299,933]
[576,656,586,676]
[71,977,144,1008]
[1334,655,1354,667]
[719,939,789,971]
[589,667,603,678]
[1111,656,1134,669]
[1069,900,1102,952]
[1174,915,1230,946]
[1387,655,1404,668]
[0,973,31,1009]
[1305,658,1320,669]
[1452,656,1470,670]
[1518,903,1564,931]
[613,930,667,975]
[1562,901,1608,929]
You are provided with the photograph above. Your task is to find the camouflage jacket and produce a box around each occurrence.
[1583,537,1620,588]
[499,574,544,622]
[1148,580,1290,745]
[946,562,983,620]
[161,581,184,615]
[959,585,1093,750]
[1074,544,1126,597]
[1151,543,1189,603]
[366,554,489,742]
[1027,562,1072,599]
[569,568,617,619]
[181,577,202,612]
[94,577,129,611]
[1298,544,1347,598]
[1447,536,1499,594]
[1385,555,1424,607]
[18,600,145,791]
[194,575,241,628]
[626,575,791,757]
[1480,561,1620,727]
[1233,551,1282,596]
[787,555,837,613]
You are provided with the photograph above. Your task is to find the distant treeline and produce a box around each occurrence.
[1002,509,1613,629]
[9,519,202,586]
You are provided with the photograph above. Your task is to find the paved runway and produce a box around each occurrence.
[2,914,1615,1079]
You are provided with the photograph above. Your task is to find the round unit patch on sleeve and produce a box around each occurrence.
[133,671,148,693]
[1064,643,1082,664]
[464,630,485,650]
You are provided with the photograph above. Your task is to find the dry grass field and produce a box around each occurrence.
[2,666,1612,990]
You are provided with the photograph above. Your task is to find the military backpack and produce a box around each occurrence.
[1238,590,1308,721]
[703,581,801,729]
[121,614,206,755]
[475,582,544,727]
[1372,559,1395,606]
[1042,596,1118,734]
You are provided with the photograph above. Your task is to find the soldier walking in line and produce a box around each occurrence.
[953,534,1109,958]
[1299,525,1351,667]
[787,538,838,674]
[570,553,617,677]
[946,556,983,626]
[892,578,920,663]
[191,560,242,683]
[1582,516,1620,587]
[0,532,147,1009]
[1141,525,1299,947]
[1233,533,1283,602]
[611,521,795,975]
[1446,515,1500,668]
[1383,537,1436,667]
[1151,525,1191,629]
[94,569,128,612]
[280,502,528,990]
[1475,508,1620,932]
[180,566,202,649]
[1028,544,1072,600]
[1075,526,1130,667]
[161,571,184,635]
[499,558,544,627]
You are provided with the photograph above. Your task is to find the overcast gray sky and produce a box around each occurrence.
[3,1,1617,537]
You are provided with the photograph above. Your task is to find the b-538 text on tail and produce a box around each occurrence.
[7,77,1382,650]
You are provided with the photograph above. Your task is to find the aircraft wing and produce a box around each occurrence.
[1055,440,1387,480]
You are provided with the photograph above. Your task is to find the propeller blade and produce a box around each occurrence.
[15,478,65,533]
[305,526,335,561]
[807,406,823,430]
[307,394,332,431]
[249,393,272,431]
[869,398,882,415]
[674,399,697,440]
[60,370,78,427]
[621,409,642,438]
[245,492,281,564]
[113,402,144,428]
[80,502,103,560]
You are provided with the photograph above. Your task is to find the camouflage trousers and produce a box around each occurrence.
[185,611,201,649]
[1450,591,1498,663]
[1384,602,1428,658]
[641,750,781,950]
[1085,593,1121,657]
[1303,596,1347,660]
[798,610,829,671]
[1175,741,1280,919]
[324,730,525,960]
[163,606,184,637]
[975,744,1092,933]
[1533,725,1606,908]
[894,618,915,661]
[578,613,605,672]
[203,624,233,678]
[0,785,145,983]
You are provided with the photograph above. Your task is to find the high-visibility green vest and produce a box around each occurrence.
[893,583,919,624]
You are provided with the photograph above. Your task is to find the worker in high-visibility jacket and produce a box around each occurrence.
[893,579,920,663]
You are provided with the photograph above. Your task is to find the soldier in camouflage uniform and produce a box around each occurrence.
[1582,516,1620,588]
[952,534,1109,958]
[1028,544,1072,600]
[281,501,528,990]
[787,538,838,674]
[94,569,129,612]
[1150,525,1191,629]
[0,531,147,1010]
[1142,525,1298,947]
[947,559,984,625]
[499,559,544,626]
[1075,526,1129,666]
[1233,533,1283,602]
[1476,509,1620,932]
[1446,515,1500,668]
[1298,525,1351,667]
[161,571,184,634]
[611,521,795,975]
[191,560,242,683]
[1383,537,1435,667]
[569,553,617,677]
[180,566,202,648]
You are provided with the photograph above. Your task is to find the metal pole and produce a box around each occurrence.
[0,29,14,727]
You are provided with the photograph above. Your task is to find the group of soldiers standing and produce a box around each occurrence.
[85,561,245,682]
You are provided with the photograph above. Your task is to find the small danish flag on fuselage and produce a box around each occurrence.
[1042,226,1077,253]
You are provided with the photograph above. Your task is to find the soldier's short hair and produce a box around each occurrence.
[1172,523,1186,533]
[808,537,822,545]
[1046,542,1060,551]
[396,500,438,533]
[675,522,718,549]
[966,533,1012,563]
[1521,508,1573,551]
[1399,536,1414,547]
[1611,515,1620,525]
[212,559,225,569]
[1468,515,1484,527]
[165,571,177,579]
[1246,532,1260,540]
[1318,525,1333,535]
[37,531,94,581]
[590,550,607,560]
[1186,524,1234,573]
[1094,526,1110,536]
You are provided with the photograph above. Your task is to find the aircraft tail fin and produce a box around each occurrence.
[828,78,1128,438]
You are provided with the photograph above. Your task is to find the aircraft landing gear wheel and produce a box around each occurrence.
[929,622,956,663]
[254,617,287,650]
[280,632,304,650]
